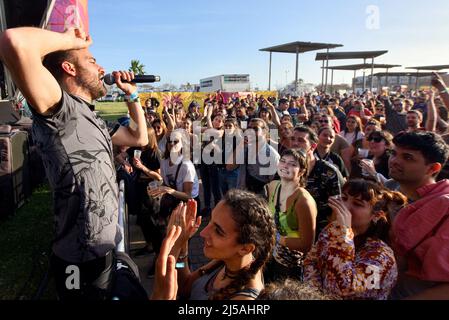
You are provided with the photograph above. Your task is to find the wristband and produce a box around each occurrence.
[125,91,140,103]
[175,262,186,269]
[441,88,448,94]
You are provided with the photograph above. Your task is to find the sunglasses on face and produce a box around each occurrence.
[168,140,180,145]
[368,136,383,143]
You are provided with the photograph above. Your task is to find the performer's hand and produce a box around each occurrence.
[112,71,138,96]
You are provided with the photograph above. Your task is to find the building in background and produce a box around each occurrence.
[199,74,250,92]
[353,72,449,93]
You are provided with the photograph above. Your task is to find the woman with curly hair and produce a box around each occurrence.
[152,190,276,300]
[304,179,407,300]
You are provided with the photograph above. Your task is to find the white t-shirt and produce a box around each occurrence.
[160,157,199,198]
[339,130,364,144]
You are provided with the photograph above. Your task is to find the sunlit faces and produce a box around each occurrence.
[277,155,301,181]
[368,134,387,156]
[290,130,312,152]
[406,112,421,128]
[167,131,184,153]
[246,121,266,145]
[388,146,435,183]
[341,193,374,234]
[75,49,107,100]
[279,122,293,139]
[224,121,236,135]
[212,115,224,129]
[310,121,320,134]
[152,123,163,136]
[318,128,335,148]
[200,201,242,260]
[346,118,357,131]
[182,120,192,133]
[319,115,332,129]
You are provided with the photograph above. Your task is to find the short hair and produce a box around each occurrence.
[293,125,318,144]
[407,110,423,121]
[393,131,449,165]
[43,49,77,83]
[280,148,308,187]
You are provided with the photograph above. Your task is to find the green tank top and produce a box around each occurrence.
[268,181,302,238]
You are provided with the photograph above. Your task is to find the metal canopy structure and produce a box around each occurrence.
[322,63,401,93]
[315,50,389,93]
[406,65,449,90]
[325,63,400,71]
[406,65,449,71]
[259,41,343,93]
[315,50,388,61]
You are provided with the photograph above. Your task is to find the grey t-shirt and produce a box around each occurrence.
[31,90,121,263]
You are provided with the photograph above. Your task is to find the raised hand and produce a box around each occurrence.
[64,28,92,50]
[328,196,352,230]
[431,72,447,91]
[151,225,181,300]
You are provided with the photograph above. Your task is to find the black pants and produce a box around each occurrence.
[51,252,113,301]
[199,164,222,209]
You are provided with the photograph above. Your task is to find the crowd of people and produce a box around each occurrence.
[121,73,449,300]
[1,26,449,301]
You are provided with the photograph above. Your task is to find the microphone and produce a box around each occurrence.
[103,73,161,85]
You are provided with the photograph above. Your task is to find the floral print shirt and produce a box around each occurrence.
[304,221,398,300]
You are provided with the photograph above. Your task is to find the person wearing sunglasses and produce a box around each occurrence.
[359,130,394,183]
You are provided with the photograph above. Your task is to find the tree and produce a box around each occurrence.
[129,59,145,75]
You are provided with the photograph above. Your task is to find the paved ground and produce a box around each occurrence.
[128,177,211,297]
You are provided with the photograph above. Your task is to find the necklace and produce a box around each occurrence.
[222,266,239,280]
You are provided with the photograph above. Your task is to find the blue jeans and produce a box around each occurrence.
[218,167,240,196]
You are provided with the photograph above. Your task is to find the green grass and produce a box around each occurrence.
[0,184,56,300]
[94,101,129,122]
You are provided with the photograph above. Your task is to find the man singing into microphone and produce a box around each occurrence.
[0,27,148,300]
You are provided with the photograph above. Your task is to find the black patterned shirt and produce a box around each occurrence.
[31,90,121,263]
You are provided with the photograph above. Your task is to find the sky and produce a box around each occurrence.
[87,0,449,89]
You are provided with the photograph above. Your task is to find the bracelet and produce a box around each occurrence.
[178,253,188,260]
[441,88,448,94]
[125,90,140,103]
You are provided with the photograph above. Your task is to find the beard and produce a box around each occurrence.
[75,66,107,100]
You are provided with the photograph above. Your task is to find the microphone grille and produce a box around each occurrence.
[103,73,115,85]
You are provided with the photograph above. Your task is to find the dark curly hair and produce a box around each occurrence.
[208,189,276,300]
[342,179,407,247]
